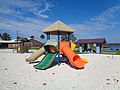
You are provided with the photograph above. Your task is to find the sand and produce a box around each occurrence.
[0,49,120,90]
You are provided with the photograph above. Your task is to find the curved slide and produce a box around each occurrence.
[60,42,85,68]
[26,40,85,69]
[26,47,45,62]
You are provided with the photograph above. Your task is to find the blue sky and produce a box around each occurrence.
[0,0,120,43]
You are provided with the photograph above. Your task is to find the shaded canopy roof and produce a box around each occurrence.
[42,21,75,35]
[77,38,106,44]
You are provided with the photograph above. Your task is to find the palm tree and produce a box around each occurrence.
[0,33,11,40]
[0,33,1,38]
[61,35,68,41]
[40,34,45,39]
[30,35,34,39]
[70,34,77,43]
[61,34,77,42]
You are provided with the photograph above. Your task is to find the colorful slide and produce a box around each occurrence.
[26,40,86,69]
[34,53,58,70]
[26,47,45,62]
[60,41,85,68]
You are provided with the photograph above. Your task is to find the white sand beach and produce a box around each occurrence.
[0,49,120,90]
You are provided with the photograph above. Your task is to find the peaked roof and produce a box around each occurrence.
[77,38,106,44]
[42,21,75,35]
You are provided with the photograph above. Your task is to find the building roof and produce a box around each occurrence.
[17,37,29,42]
[42,21,75,35]
[0,38,43,44]
[0,38,28,44]
[77,38,106,44]
[0,39,18,43]
[30,39,43,44]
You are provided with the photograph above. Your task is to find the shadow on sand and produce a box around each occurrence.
[28,57,84,70]
[28,61,40,64]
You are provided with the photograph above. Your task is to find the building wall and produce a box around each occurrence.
[30,40,43,48]
[78,43,103,53]
[0,43,8,48]
[24,42,32,48]
[8,40,43,49]
[8,43,20,48]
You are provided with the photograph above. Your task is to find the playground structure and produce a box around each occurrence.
[26,21,88,70]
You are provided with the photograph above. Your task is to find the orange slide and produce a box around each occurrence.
[60,41,85,68]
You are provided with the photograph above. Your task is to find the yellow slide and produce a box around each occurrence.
[81,58,88,63]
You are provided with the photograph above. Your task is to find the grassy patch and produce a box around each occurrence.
[73,50,89,54]
[74,48,120,55]
[29,47,40,50]
[116,50,120,55]
[102,49,120,55]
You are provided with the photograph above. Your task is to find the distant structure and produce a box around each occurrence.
[29,39,43,48]
[17,37,29,53]
[0,39,17,48]
[0,38,43,53]
[76,38,106,53]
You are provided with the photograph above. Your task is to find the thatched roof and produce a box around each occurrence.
[42,21,75,35]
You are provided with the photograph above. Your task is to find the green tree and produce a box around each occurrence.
[70,34,77,43]
[0,33,1,38]
[0,33,11,40]
[61,34,77,42]
[61,35,68,41]
[30,35,34,39]
[40,34,45,39]
[16,36,20,39]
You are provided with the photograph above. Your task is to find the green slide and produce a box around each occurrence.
[34,53,58,70]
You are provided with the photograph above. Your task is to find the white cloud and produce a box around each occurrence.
[0,0,53,40]
[70,5,120,38]
[0,17,51,37]
[32,0,51,18]
[0,0,52,18]
[90,5,120,23]
[0,7,14,14]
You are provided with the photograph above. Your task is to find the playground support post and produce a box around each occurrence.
[58,31,60,65]
[111,48,114,59]
[47,33,49,40]
[68,32,70,41]
[16,30,19,53]
[49,33,50,40]
[68,32,71,46]
[47,33,50,40]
